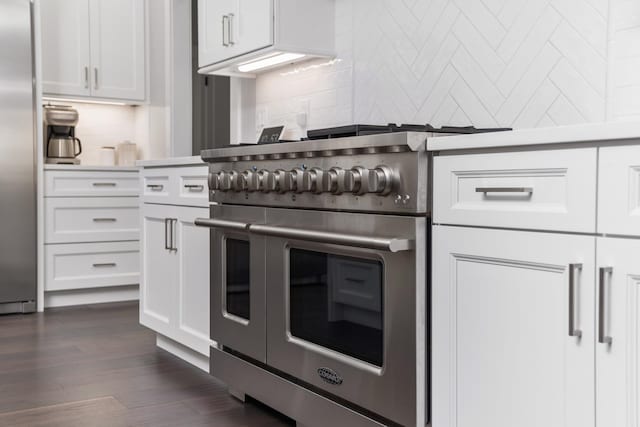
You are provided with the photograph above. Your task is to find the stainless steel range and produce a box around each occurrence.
[196,126,506,426]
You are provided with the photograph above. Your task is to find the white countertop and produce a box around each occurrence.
[44,164,139,172]
[427,121,640,151]
[136,156,205,167]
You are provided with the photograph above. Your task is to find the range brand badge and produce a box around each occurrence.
[317,367,343,385]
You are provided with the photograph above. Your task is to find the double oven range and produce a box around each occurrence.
[197,129,455,426]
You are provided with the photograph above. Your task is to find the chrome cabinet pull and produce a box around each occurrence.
[476,187,534,194]
[164,218,170,250]
[93,218,117,222]
[228,13,235,45]
[84,66,89,88]
[93,263,116,268]
[568,263,583,338]
[171,219,177,251]
[222,15,229,46]
[195,218,249,232]
[147,184,164,191]
[184,184,205,192]
[93,182,116,187]
[94,67,98,90]
[599,267,613,344]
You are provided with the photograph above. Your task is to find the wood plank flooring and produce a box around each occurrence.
[0,302,294,426]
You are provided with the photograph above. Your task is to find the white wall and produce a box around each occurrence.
[255,0,640,137]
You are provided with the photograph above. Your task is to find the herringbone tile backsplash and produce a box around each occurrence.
[255,0,640,138]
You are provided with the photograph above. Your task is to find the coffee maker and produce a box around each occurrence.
[44,104,82,164]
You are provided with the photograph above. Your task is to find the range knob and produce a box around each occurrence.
[230,171,246,192]
[219,171,232,191]
[322,167,345,194]
[208,172,220,191]
[266,169,286,193]
[285,168,304,193]
[302,168,323,193]
[368,165,397,195]
[344,166,369,195]
[248,169,267,192]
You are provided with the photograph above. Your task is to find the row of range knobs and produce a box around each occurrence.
[209,165,398,196]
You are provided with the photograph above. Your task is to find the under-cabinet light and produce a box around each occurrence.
[42,96,129,106]
[237,53,306,73]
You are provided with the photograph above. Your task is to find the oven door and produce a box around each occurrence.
[201,205,267,362]
[259,208,427,427]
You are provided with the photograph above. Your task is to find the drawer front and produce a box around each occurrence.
[598,144,640,236]
[45,197,140,243]
[175,166,209,207]
[141,165,209,207]
[45,241,140,291]
[433,148,597,232]
[45,171,139,197]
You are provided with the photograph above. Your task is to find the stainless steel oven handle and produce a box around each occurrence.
[194,218,250,232]
[249,224,415,253]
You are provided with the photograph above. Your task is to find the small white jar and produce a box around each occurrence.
[99,146,116,166]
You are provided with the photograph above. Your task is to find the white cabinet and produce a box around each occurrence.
[598,145,640,237]
[41,0,145,101]
[139,164,211,363]
[40,0,91,97]
[433,225,596,427]
[596,237,640,427]
[198,0,334,76]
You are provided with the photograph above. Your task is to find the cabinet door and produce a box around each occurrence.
[598,145,640,237]
[596,237,640,427]
[89,0,145,100]
[173,206,211,356]
[40,0,91,96]
[433,226,595,427]
[140,204,177,337]
[198,0,273,68]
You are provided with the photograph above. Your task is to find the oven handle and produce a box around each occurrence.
[194,218,249,232]
[249,224,415,253]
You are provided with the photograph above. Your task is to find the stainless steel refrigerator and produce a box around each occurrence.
[0,0,37,313]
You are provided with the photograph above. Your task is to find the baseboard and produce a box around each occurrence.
[44,285,139,308]
[156,334,210,373]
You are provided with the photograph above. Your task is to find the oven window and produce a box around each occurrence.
[289,248,383,367]
[225,239,250,321]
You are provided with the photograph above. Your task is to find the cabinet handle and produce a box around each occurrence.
[93,218,117,222]
[84,66,89,88]
[94,67,99,90]
[184,184,205,192]
[93,182,116,187]
[598,267,613,345]
[568,263,583,338]
[476,187,534,194]
[147,184,164,191]
[93,263,116,268]
[228,13,235,45]
[222,15,229,47]
[171,218,178,251]
[164,218,170,250]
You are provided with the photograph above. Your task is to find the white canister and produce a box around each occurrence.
[116,141,138,166]
[99,146,116,166]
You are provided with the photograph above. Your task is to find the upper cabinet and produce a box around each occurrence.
[41,0,146,102]
[198,0,335,77]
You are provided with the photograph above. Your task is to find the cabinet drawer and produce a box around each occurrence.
[45,241,139,291]
[598,145,640,236]
[141,165,209,207]
[45,197,140,243]
[45,170,139,197]
[433,148,597,233]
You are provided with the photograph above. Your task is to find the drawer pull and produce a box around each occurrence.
[93,182,117,187]
[93,218,117,222]
[568,263,583,338]
[598,267,613,345]
[93,263,116,268]
[476,187,534,194]
[147,184,164,191]
[184,184,205,192]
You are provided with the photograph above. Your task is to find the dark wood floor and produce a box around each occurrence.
[0,301,294,427]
